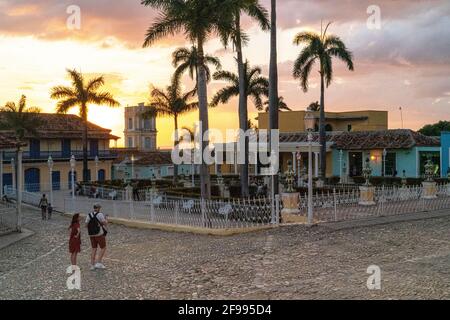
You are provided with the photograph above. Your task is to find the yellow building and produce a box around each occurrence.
[258,110,388,133]
[0,113,119,192]
[258,110,388,177]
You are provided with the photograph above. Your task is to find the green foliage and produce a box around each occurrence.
[0,95,43,147]
[211,60,269,110]
[418,121,450,136]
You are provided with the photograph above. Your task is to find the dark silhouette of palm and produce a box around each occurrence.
[50,69,120,182]
[292,22,354,179]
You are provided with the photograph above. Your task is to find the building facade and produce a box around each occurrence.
[0,113,119,192]
[124,103,157,151]
[258,110,388,133]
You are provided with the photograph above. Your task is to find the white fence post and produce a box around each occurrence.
[175,201,179,225]
[201,199,205,227]
[275,194,280,225]
[129,200,134,220]
[113,201,118,218]
[150,192,155,222]
[333,188,337,222]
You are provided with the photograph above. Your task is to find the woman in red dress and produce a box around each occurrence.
[69,213,81,266]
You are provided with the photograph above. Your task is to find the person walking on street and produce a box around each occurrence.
[47,203,53,220]
[86,203,108,270]
[38,194,48,220]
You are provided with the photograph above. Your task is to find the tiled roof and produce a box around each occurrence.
[0,135,24,149]
[0,113,119,140]
[113,150,173,166]
[280,129,440,150]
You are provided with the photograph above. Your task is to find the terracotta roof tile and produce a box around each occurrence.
[279,129,440,150]
[113,150,173,166]
[0,113,119,140]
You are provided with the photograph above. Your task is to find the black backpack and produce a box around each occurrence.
[87,212,101,236]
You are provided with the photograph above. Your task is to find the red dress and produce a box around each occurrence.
[69,222,81,253]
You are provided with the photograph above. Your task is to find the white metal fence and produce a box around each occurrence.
[63,193,279,229]
[295,183,450,222]
[0,201,17,235]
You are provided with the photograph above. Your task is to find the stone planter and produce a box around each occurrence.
[359,185,376,206]
[422,181,437,199]
[281,192,300,214]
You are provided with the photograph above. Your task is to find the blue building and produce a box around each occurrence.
[441,132,450,178]
[330,130,440,179]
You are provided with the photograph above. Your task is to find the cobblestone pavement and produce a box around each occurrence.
[1,206,450,300]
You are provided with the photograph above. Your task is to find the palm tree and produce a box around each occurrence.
[0,95,42,149]
[292,22,354,180]
[142,0,233,199]
[220,0,269,197]
[211,61,268,110]
[0,95,42,232]
[172,46,221,84]
[263,96,291,112]
[268,0,279,195]
[307,101,320,111]
[143,77,198,184]
[50,69,120,182]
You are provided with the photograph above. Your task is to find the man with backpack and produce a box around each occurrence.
[85,203,108,270]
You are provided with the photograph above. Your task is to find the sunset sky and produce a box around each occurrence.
[0,0,449,148]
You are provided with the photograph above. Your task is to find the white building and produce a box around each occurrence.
[124,103,157,151]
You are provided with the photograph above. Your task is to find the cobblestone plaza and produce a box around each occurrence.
[1,206,450,299]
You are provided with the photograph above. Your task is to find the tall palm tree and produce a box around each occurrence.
[307,101,320,111]
[211,61,268,110]
[220,0,269,197]
[143,76,198,184]
[50,69,120,182]
[142,0,233,199]
[0,95,42,232]
[0,95,42,149]
[268,0,279,195]
[292,23,354,180]
[263,96,291,112]
[172,46,221,84]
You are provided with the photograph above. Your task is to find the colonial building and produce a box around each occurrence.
[124,103,157,151]
[258,110,388,133]
[0,113,119,192]
[278,129,440,179]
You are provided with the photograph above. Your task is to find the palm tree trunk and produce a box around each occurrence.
[197,37,211,199]
[269,0,279,195]
[82,106,89,182]
[319,71,326,181]
[173,115,179,185]
[236,14,249,198]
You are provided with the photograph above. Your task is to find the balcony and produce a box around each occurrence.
[1,150,118,162]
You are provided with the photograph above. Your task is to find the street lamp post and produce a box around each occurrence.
[70,155,76,199]
[11,157,15,190]
[382,148,387,177]
[304,111,315,225]
[47,156,54,205]
[95,156,99,181]
[339,150,343,184]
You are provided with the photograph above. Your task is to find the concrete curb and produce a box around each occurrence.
[0,228,34,250]
[59,211,277,236]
